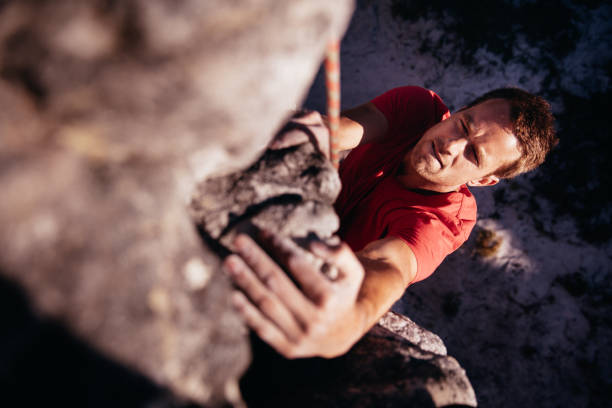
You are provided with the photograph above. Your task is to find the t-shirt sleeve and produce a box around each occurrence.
[387,211,457,284]
[370,86,450,140]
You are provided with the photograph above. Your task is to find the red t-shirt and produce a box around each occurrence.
[334,86,477,284]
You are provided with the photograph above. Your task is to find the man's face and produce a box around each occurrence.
[405,99,521,192]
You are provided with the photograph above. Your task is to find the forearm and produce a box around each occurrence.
[321,258,408,358]
[349,237,418,339]
[352,256,408,335]
[322,102,389,151]
[321,114,365,151]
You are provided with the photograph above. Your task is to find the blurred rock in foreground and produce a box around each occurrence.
[0,0,353,406]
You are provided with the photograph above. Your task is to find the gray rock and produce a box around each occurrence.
[191,141,341,252]
[378,310,448,356]
[346,323,478,408]
[241,317,477,407]
[0,0,354,406]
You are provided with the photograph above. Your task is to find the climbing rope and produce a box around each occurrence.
[325,40,341,169]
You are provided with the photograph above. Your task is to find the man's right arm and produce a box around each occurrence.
[333,102,389,151]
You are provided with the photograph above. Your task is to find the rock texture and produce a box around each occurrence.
[240,311,477,408]
[191,141,341,252]
[378,310,447,356]
[0,0,354,406]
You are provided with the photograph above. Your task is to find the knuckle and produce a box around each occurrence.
[315,291,331,307]
[305,290,327,308]
[305,322,324,338]
[308,312,322,326]
[251,293,274,312]
[317,285,336,304]
[303,314,324,336]
[231,271,250,289]
[259,272,277,289]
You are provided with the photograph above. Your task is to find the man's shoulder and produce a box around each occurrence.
[370,86,450,132]
[373,85,444,105]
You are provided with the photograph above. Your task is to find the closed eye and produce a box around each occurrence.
[460,117,478,164]
[471,145,480,165]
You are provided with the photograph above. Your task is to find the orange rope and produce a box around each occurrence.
[325,40,341,169]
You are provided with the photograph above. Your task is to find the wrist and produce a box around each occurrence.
[352,297,376,337]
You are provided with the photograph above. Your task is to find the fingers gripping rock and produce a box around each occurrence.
[270,110,331,158]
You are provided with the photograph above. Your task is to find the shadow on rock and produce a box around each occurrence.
[0,276,200,408]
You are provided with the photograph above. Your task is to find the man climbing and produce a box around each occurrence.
[223,85,557,359]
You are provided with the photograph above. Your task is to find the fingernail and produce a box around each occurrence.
[325,236,341,246]
[310,241,327,254]
[231,291,244,307]
[223,256,239,276]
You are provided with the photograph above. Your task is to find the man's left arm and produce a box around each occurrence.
[223,232,417,359]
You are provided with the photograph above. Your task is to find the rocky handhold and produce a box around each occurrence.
[191,141,341,252]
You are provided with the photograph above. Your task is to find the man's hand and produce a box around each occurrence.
[223,231,366,359]
[269,111,331,159]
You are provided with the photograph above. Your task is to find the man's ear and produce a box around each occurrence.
[467,174,499,187]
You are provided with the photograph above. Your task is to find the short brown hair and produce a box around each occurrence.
[466,87,558,178]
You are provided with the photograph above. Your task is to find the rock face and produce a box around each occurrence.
[0,0,354,406]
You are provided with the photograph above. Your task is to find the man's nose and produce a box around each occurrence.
[440,136,467,156]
